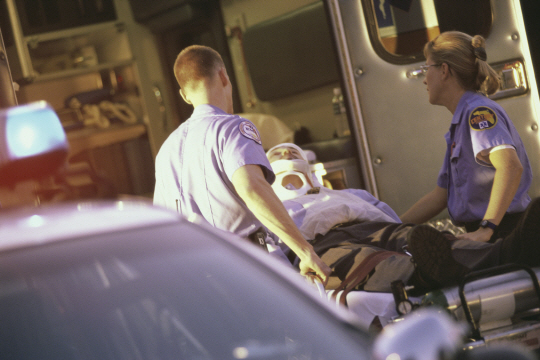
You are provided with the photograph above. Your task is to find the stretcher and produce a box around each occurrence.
[318,264,540,353]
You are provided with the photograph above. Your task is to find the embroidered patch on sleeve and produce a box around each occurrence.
[469,106,497,131]
[239,121,262,144]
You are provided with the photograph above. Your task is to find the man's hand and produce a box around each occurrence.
[298,251,332,286]
[232,164,331,286]
[456,227,493,242]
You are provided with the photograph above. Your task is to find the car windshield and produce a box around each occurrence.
[0,222,370,360]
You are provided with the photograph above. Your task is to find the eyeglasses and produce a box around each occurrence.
[420,64,441,74]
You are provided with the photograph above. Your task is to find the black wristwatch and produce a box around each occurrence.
[480,220,497,231]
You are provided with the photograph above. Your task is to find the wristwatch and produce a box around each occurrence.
[480,219,497,231]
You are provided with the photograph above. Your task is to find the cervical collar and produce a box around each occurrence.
[271,159,313,201]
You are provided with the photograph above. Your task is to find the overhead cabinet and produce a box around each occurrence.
[0,0,155,198]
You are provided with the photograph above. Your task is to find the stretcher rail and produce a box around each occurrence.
[458,264,540,340]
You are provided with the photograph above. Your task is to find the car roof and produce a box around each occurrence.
[0,200,181,252]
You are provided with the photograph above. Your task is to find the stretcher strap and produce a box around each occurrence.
[331,250,405,306]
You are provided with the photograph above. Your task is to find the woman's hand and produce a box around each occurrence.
[455,227,493,242]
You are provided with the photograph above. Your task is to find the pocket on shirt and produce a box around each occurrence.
[450,143,467,187]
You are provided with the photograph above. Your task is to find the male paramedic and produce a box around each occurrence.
[266,143,540,293]
[153,45,331,284]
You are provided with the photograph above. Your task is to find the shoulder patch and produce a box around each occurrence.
[469,106,497,131]
[239,121,262,145]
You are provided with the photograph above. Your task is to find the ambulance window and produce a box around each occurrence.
[363,0,492,64]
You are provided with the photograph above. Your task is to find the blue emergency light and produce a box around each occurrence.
[0,102,69,186]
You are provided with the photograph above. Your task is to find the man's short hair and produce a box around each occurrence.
[174,45,224,90]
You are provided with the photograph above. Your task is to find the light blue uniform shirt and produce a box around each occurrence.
[437,91,532,224]
[154,105,275,237]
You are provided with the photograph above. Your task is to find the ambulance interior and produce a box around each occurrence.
[1,0,540,353]
[242,1,540,350]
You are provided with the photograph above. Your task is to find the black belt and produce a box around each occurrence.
[247,227,269,252]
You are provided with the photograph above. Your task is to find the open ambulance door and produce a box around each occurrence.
[326,0,540,215]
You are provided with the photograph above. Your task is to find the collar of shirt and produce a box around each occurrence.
[192,104,227,118]
[451,91,476,126]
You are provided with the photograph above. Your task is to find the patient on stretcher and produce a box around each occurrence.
[265,143,540,294]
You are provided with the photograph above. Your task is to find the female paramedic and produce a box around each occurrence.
[400,31,533,243]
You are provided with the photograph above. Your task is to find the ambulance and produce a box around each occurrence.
[1,0,540,353]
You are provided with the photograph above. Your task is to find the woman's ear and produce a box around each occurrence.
[440,62,451,78]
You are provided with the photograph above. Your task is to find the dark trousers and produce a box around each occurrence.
[309,221,505,291]
[311,222,412,254]
[463,211,524,243]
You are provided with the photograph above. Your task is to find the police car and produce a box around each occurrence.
[0,199,379,359]
[0,102,534,360]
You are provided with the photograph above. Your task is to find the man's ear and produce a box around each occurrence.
[218,67,229,87]
[179,89,191,104]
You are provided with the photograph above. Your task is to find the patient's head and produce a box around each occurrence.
[266,143,308,163]
[266,143,313,201]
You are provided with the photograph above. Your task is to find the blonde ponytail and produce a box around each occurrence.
[472,35,500,95]
[424,32,500,95]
